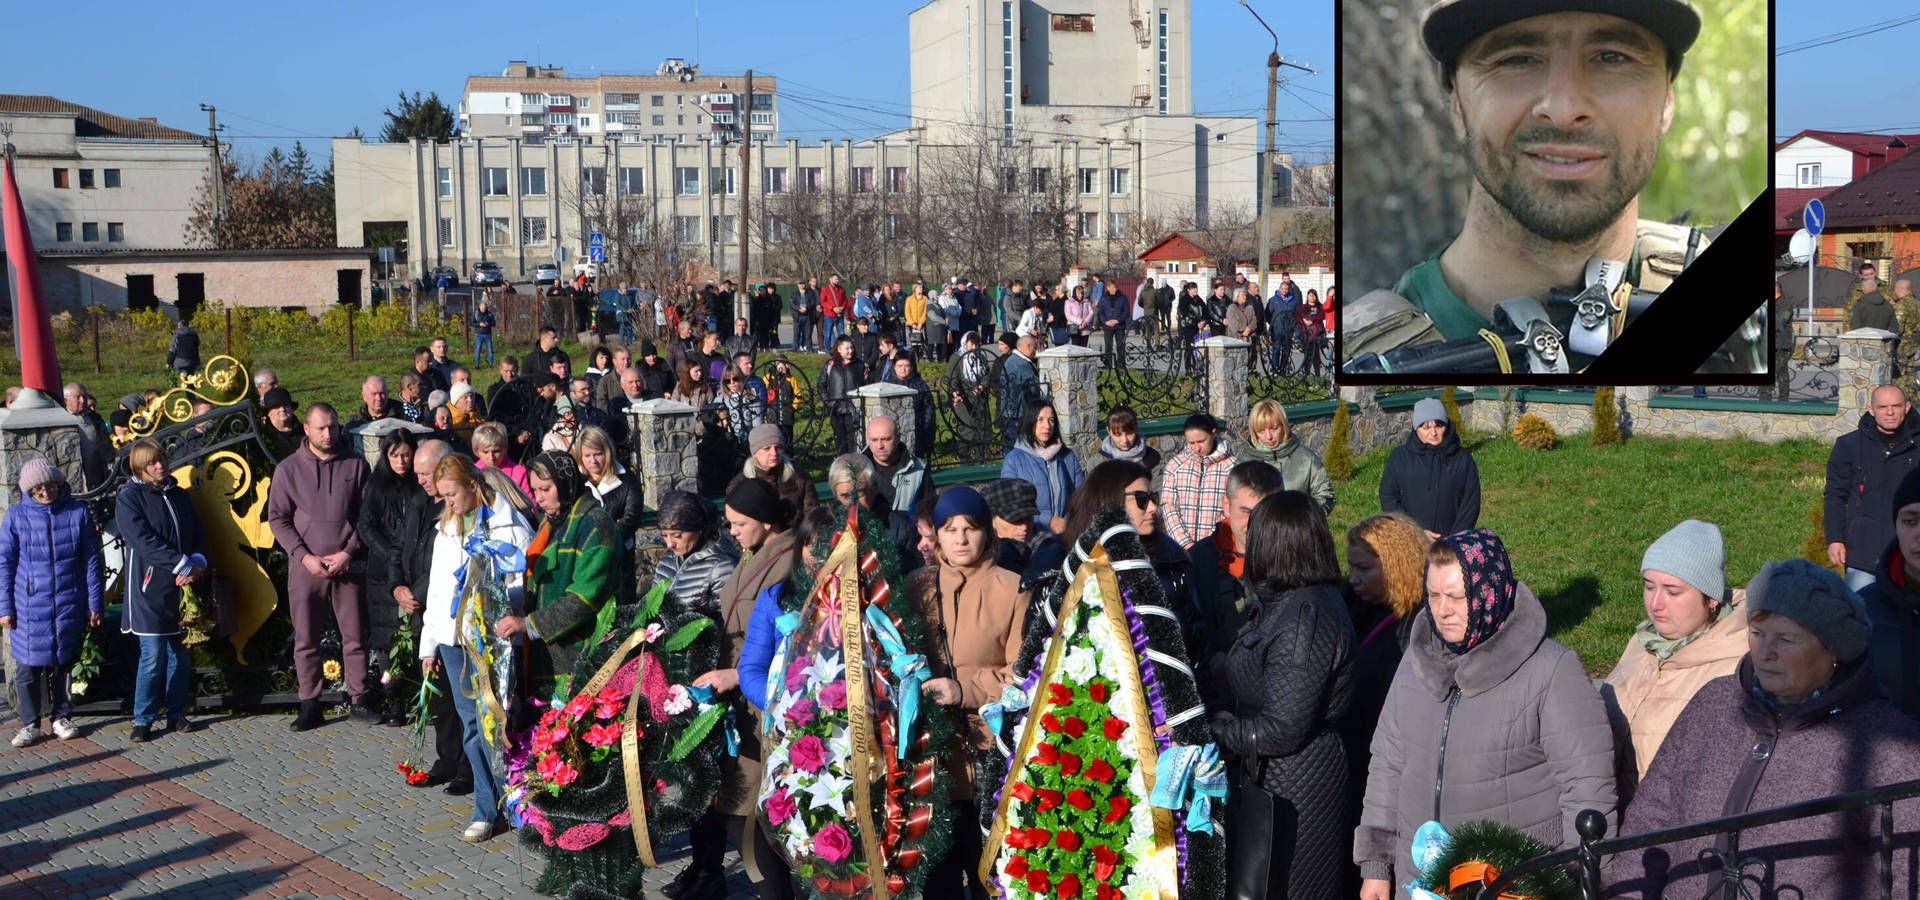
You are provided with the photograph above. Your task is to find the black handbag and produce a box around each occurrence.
[1225,755,1275,900]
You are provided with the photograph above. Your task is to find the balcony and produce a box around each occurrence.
[520,103,547,114]
[547,101,573,112]
[605,102,640,111]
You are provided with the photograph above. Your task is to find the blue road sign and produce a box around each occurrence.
[1805,199,1825,236]
[588,232,605,248]
[589,245,605,263]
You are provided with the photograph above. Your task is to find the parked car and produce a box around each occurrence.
[534,263,561,286]
[429,266,459,289]
[472,261,505,286]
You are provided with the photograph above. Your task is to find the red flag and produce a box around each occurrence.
[2,147,63,396]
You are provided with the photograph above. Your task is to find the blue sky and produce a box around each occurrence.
[12,0,1331,166]
[1775,2,1920,139]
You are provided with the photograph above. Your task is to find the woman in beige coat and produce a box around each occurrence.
[1601,519,1748,798]
[910,485,1029,900]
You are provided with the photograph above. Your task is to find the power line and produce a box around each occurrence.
[1776,11,1920,56]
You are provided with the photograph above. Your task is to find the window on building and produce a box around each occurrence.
[522,216,549,245]
[78,169,94,189]
[715,214,737,244]
[581,166,606,195]
[437,167,452,197]
[578,116,593,129]
[750,111,773,126]
[522,92,542,104]
[675,167,701,195]
[1076,212,1098,239]
[887,166,909,193]
[103,169,121,188]
[439,217,453,247]
[764,166,787,194]
[884,213,904,239]
[752,94,773,111]
[619,167,645,195]
[652,95,664,107]
[677,115,685,125]
[800,167,822,194]
[1108,168,1131,196]
[851,166,874,193]
[1052,13,1093,31]
[1798,163,1822,187]
[1107,212,1128,237]
[1849,241,1887,262]
[82,222,100,242]
[711,167,737,195]
[621,93,639,105]
[578,97,591,110]
[107,222,125,242]
[675,215,700,244]
[1079,168,1098,195]
[55,222,72,242]
[52,168,68,189]
[1031,167,1050,194]
[485,216,510,246]
[521,166,547,196]
[652,115,665,126]
[483,167,509,196]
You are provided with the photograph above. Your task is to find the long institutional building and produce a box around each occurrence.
[333,0,1262,282]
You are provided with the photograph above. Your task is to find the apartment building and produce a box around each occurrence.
[458,58,778,146]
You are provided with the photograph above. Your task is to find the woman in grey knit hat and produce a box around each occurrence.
[1613,558,1920,899]
[1600,519,1749,795]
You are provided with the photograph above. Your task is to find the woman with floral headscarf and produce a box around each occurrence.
[1353,529,1617,899]
[500,451,619,702]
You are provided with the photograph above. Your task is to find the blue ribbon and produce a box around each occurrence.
[687,683,740,757]
[447,515,528,619]
[978,683,1030,740]
[863,604,929,760]
[764,614,801,736]
[1149,743,1228,834]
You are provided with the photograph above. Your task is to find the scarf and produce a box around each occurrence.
[1101,435,1148,464]
[1431,529,1516,655]
[1634,600,1731,661]
[1211,520,1243,579]
[1019,439,1064,462]
[528,450,584,531]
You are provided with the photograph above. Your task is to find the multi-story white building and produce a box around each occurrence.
[459,59,778,146]
[0,95,214,250]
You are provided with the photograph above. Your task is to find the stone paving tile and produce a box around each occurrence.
[2,711,761,898]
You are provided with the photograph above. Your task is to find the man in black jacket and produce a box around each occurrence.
[1825,384,1920,591]
[388,439,471,790]
[1203,282,1233,337]
[791,278,819,352]
[344,376,401,430]
[1175,283,1204,373]
[522,327,569,380]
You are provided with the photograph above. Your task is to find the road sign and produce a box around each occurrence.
[588,232,605,248]
[556,246,569,262]
[377,246,395,263]
[589,245,605,263]
[1804,199,1825,237]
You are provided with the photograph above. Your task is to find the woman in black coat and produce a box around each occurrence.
[116,439,210,741]
[1377,397,1481,539]
[1208,490,1356,900]
[359,429,422,723]
[571,425,642,603]
[821,336,867,455]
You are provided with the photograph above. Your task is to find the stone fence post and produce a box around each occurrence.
[1836,328,1898,416]
[631,398,698,504]
[850,382,921,454]
[1038,344,1103,459]
[1199,337,1252,438]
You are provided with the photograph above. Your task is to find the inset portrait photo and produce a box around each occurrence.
[1339,0,1770,381]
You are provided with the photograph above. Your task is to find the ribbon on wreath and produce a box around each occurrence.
[450,506,530,748]
[1149,743,1228,834]
[686,683,740,757]
[763,612,802,737]
[978,683,1030,756]
[864,603,930,761]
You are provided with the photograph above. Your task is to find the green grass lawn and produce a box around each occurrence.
[1326,431,1829,676]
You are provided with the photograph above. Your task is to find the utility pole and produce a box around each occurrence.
[738,69,753,320]
[198,104,225,223]
[1238,2,1312,295]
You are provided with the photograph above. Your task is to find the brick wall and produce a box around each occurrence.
[32,255,372,313]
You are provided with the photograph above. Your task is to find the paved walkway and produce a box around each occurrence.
[0,710,751,899]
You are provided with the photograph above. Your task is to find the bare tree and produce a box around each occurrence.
[1165,199,1260,272]
[558,172,684,291]
[762,183,887,284]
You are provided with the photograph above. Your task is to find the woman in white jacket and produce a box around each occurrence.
[418,454,533,844]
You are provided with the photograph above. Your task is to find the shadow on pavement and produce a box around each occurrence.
[0,758,227,835]
[3,832,257,900]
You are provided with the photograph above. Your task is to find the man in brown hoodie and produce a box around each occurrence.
[267,402,374,731]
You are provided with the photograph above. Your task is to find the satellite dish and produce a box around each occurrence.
[1788,229,1813,265]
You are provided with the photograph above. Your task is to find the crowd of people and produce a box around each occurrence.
[11,304,1920,897]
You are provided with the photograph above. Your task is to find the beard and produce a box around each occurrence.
[1466,121,1659,245]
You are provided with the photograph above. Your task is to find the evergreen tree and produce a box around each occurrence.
[381,91,457,143]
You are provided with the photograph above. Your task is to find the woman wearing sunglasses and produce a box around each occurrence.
[1026,459,1197,634]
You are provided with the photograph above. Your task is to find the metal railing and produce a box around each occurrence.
[1478,778,1920,900]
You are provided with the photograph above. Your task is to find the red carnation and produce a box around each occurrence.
[1009,781,1035,802]
[1041,712,1063,733]
[1105,796,1131,823]
[1027,870,1051,894]
[1104,717,1127,740]
[1006,855,1030,877]
[1092,845,1119,881]
[1028,827,1053,848]
[1036,788,1064,812]
[1058,873,1082,899]
[1048,683,1073,705]
[1066,789,1094,810]
[1089,682,1109,703]
[1006,829,1030,849]
[1062,716,1087,738]
[1059,752,1082,776]
[1084,759,1116,784]
[1055,829,1081,852]
[1036,742,1060,765]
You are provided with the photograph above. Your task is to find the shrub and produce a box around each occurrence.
[1441,385,1463,431]
[1325,400,1354,481]
[1512,413,1556,450]
[1804,506,1838,572]
[1590,386,1622,446]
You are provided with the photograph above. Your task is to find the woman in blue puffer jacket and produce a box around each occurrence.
[1000,399,1084,534]
[0,459,104,748]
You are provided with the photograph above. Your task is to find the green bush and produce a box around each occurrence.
[1325,400,1354,481]
[1441,385,1463,431]
[1590,387,1622,446]
[1512,413,1556,450]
